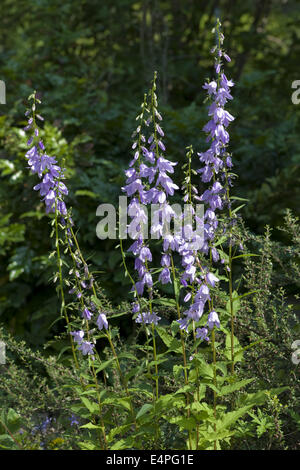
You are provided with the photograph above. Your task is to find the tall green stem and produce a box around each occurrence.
[54,207,79,370]
[226,177,235,375]
[170,254,193,450]
[211,327,217,451]
[68,224,137,430]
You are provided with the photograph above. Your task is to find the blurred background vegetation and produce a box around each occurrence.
[0,0,299,346]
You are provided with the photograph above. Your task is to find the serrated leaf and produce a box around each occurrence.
[80,422,103,430]
[194,357,214,379]
[219,378,254,396]
[80,397,99,414]
[78,441,98,450]
[156,326,182,353]
[216,405,253,431]
[107,424,131,442]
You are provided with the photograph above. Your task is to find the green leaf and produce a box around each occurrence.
[217,249,229,264]
[232,254,260,260]
[224,331,243,363]
[153,298,177,308]
[136,403,153,420]
[230,196,249,202]
[0,434,18,450]
[156,326,182,353]
[80,397,99,414]
[231,204,246,214]
[107,424,132,442]
[128,386,153,399]
[237,290,259,299]
[80,422,103,430]
[91,295,102,308]
[125,363,147,383]
[20,211,46,220]
[6,409,22,434]
[102,397,131,411]
[214,235,228,247]
[118,352,138,361]
[170,320,180,336]
[57,345,72,360]
[238,387,289,407]
[166,415,197,431]
[148,357,168,367]
[78,441,98,450]
[194,357,214,379]
[216,361,228,376]
[94,358,115,373]
[8,268,24,281]
[75,190,98,199]
[109,311,131,319]
[219,379,254,396]
[110,436,135,450]
[198,429,234,442]
[226,291,240,316]
[216,405,253,431]
[0,159,15,176]
[190,401,213,421]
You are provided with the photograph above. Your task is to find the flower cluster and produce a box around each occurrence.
[198,23,235,256]
[135,311,161,325]
[178,269,220,336]
[70,303,106,360]
[24,93,68,217]
[67,254,109,355]
[68,260,94,300]
[178,20,234,339]
[69,312,108,361]
[70,330,95,359]
[148,79,179,286]
[123,73,179,323]
[24,92,109,358]
[122,95,154,301]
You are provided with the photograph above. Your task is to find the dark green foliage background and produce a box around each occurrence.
[0,0,299,344]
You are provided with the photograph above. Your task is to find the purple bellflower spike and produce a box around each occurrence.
[96,313,109,331]
[78,341,95,358]
[82,307,93,321]
[197,23,235,266]
[122,93,157,318]
[207,311,221,329]
[24,91,68,219]
[135,312,150,324]
[196,327,210,342]
[159,267,171,284]
[70,330,85,344]
[178,21,235,335]
[124,73,179,322]
[135,311,161,325]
